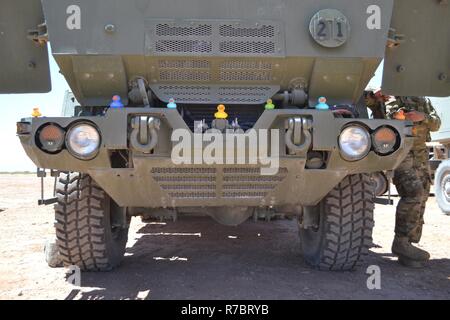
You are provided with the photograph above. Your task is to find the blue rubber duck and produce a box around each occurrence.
[315,96,330,110]
[167,98,177,109]
[110,95,124,109]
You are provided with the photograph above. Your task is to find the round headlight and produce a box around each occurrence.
[66,123,101,159]
[372,126,397,155]
[339,125,371,161]
[38,124,65,153]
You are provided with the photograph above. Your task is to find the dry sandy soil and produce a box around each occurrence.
[0,174,449,300]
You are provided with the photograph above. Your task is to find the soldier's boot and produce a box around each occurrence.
[391,236,430,268]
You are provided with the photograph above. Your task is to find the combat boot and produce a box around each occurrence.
[391,236,430,268]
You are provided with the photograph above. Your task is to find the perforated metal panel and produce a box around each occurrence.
[159,59,210,69]
[145,19,285,57]
[222,167,287,198]
[219,70,272,82]
[219,41,276,55]
[151,167,217,199]
[159,70,211,81]
[146,20,282,104]
[221,60,272,70]
[219,60,273,82]
[155,39,213,54]
[156,58,274,83]
[151,85,212,103]
[156,24,213,37]
[219,24,275,38]
[151,167,288,200]
[158,59,211,82]
[150,84,279,104]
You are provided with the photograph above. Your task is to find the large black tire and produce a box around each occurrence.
[435,160,450,215]
[299,174,375,271]
[54,172,129,271]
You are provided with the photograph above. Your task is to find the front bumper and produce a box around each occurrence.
[18,108,412,207]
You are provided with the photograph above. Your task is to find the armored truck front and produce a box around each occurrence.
[6,0,449,271]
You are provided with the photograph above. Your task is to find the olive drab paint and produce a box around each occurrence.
[6,0,448,208]
[2,1,449,98]
[7,0,448,272]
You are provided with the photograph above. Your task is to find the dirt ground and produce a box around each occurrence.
[0,174,449,300]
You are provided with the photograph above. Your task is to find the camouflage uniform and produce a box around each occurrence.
[386,97,441,243]
[364,91,386,120]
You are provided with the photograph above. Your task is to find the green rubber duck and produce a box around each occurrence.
[265,99,275,110]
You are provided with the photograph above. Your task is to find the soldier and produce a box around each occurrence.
[386,96,441,267]
[364,87,391,119]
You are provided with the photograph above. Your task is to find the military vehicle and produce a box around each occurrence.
[3,0,449,271]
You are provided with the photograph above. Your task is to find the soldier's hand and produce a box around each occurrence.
[405,111,426,122]
[393,110,406,120]
[374,91,390,102]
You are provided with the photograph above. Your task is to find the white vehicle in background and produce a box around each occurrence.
[429,97,450,215]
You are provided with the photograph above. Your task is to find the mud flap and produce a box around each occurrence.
[382,0,450,97]
[0,0,51,93]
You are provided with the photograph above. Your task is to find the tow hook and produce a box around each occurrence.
[130,116,161,153]
[285,117,312,155]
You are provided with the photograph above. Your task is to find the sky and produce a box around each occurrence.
[0,51,70,172]
[0,53,448,172]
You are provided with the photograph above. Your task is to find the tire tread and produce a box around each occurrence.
[315,174,374,271]
[54,172,116,271]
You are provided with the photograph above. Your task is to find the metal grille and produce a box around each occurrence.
[153,85,211,103]
[223,175,286,182]
[219,41,275,54]
[168,192,216,199]
[152,168,216,174]
[146,19,284,57]
[219,71,272,81]
[219,25,275,38]
[156,24,212,37]
[157,59,273,83]
[159,60,210,69]
[151,167,288,200]
[221,167,288,199]
[151,167,217,199]
[151,84,279,104]
[155,40,212,54]
[147,19,283,103]
[218,86,275,103]
[158,59,211,81]
[160,185,215,190]
[219,60,273,82]
[222,184,275,190]
[159,70,210,81]
[153,176,216,182]
[222,192,269,198]
[221,60,272,70]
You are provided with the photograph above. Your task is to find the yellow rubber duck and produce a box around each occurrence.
[215,104,228,119]
[32,107,42,117]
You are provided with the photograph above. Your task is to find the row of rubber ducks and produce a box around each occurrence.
[33,95,330,118]
[108,95,330,111]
